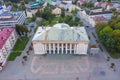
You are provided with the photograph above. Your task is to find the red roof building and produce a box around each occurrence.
[0,28,14,49]
[0,28,17,70]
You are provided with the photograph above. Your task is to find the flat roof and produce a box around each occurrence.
[0,11,23,22]
[32,23,89,42]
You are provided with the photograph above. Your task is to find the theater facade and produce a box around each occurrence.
[32,23,89,55]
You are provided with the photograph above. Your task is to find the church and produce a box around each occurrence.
[32,23,89,55]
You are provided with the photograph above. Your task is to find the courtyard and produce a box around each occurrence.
[0,50,120,80]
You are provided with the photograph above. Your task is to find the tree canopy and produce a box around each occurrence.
[96,16,120,52]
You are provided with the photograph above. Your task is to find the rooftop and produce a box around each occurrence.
[92,16,107,22]
[85,9,112,15]
[0,28,14,49]
[0,11,23,22]
[32,23,89,42]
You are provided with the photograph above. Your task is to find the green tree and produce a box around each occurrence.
[82,1,94,8]
[95,22,108,33]
[15,24,21,36]
[64,15,73,23]
[36,9,41,17]
[61,9,65,17]
[31,14,36,22]
[15,24,29,37]
[114,22,120,30]
[42,6,54,20]
[71,9,79,15]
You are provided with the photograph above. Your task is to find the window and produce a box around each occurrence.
[59,44,61,47]
[63,44,65,47]
[72,50,74,53]
[67,44,70,49]
[47,44,49,49]
[55,44,57,47]
[72,44,74,49]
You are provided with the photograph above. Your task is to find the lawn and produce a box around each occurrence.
[109,52,120,59]
[8,37,29,61]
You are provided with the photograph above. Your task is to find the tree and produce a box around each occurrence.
[110,8,116,12]
[114,22,120,30]
[36,9,41,17]
[31,14,36,22]
[64,15,73,23]
[6,1,12,6]
[109,19,117,28]
[15,24,21,36]
[15,24,29,37]
[61,9,65,17]
[95,22,108,33]
[72,0,77,4]
[82,1,94,8]
[71,9,79,15]
[96,14,120,53]
[42,6,53,20]
[113,30,120,38]
[34,27,38,33]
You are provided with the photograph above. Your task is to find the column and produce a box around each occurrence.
[53,43,55,54]
[49,43,51,54]
[44,44,46,53]
[74,44,77,54]
[42,44,45,53]
[70,43,72,54]
[57,43,59,54]
[61,43,63,54]
[66,43,67,54]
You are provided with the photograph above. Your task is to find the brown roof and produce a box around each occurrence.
[92,16,107,22]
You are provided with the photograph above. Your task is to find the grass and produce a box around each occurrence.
[109,52,120,59]
[8,37,29,61]
[48,17,62,26]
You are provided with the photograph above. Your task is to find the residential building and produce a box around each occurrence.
[0,8,26,28]
[77,0,90,6]
[32,23,89,55]
[62,0,72,4]
[58,2,80,12]
[49,5,62,15]
[89,16,107,26]
[52,7,62,15]
[79,7,112,27]
[0,28,18,70]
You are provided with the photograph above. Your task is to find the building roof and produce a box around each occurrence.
[32,23,89,42]
[0,28,14,49]
[92,16,107,22]
[49,5,56,9]
[0,11,23,22]
[85,9,112,15]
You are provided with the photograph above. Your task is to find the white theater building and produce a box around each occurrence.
[32,23,89,55]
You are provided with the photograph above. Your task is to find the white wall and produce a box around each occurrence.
[76,43,88,55]
[33,43,45,55]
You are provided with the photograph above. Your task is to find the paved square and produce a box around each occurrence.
[0,51,120,80]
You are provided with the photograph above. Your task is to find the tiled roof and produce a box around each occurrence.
[92,16,107,22]
[0,28,14,49]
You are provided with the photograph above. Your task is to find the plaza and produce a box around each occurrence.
[0,49,120,80]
